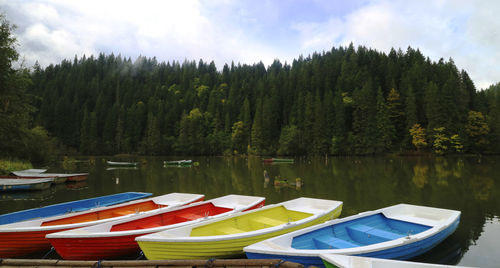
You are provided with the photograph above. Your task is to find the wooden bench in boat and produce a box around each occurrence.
[312,237,360,249]
[346,224,404,242]
[215,226,246,235]
[176,213,202,221]
[136,223,163,229]
[250,216,286,228]
[112,210,135,217]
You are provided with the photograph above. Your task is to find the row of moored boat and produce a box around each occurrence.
[0,169,88,192]
[0,192,472,268]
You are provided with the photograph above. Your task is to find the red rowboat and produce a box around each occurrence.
[47,194,265,260]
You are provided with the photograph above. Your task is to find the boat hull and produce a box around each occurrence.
[0,178,53,191]
[320,253,476,268]
[65,174,87,182]
[1,175,65,184]
[49,234,141,260]
[138,208,341,260]
[0,228,70,257]
[245,216,460,268]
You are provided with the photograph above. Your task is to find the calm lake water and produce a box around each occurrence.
[1,156,499,267]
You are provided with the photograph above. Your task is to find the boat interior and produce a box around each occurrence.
[291,213,431,249]
[40,200,167,226]
[109,202,233,231]
[190,205,313,237]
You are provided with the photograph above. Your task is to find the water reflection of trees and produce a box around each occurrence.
[412,163,428,188]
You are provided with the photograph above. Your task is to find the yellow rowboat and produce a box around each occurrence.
[136,197,343,260]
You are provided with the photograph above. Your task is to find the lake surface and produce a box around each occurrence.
[1,156,499,267]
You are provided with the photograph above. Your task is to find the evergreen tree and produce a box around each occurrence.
[375,88,395,152]
[142,112,161,155]
[425,81,444,133]
[79,107,90,153]
[351,80,377,154]
[312,90,328,154]
[331,90,347,154]
[404,86,418,147]
[231,121,246,154]
[277,124,300,155]
[250,98,263,154]
[386,88,405,143]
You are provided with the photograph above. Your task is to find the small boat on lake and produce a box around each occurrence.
[164,160,193,166]
[0,192,203,257]
[107,161,140,167]
[320,254,477,268]
[47,194,265,260]
[0,192,152,225]
[0,178,54,191]
[15,168,47,173]
[263,158,294,163]
[2,174,67,184]
[11,172,88,182]
[136,197,343,260]
[244,204,460,267]
[106,167,138,171]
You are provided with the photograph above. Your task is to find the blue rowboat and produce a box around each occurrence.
[244,204,460,267]
[0,178,54,191]
[0,192,152,225]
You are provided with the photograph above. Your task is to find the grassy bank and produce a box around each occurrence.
[0,159,32,175]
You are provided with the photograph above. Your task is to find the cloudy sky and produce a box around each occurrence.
[1,0,499,89]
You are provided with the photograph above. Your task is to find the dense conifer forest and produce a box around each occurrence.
[27,45,500,156]
[3,13,500,159]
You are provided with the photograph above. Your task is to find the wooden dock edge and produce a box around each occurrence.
[0,258,304,268]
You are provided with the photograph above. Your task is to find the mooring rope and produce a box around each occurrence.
[136,251,145,260]
[274,259,286,267]
[41,247,55,259]
[205,258,216,268]
[92,260,102,268]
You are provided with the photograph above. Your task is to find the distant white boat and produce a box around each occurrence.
[107,161,139,166]
[14,168,47,173]
[0,178,54,191]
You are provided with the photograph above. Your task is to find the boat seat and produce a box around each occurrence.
[137,223,163,229]
[347,224,404,242]
[215,226,245,235]
[176,213,202,221]
[250,216,286,228]
[112,210,135,217]
[312,237,360,249]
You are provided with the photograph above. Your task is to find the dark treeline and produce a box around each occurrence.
[27,44,500,156]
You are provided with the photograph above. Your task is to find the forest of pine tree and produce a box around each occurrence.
[23,44,500,156]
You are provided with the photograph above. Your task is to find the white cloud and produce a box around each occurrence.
[2,0,278,69]
[1,0,500,88]
[292,0,499,89]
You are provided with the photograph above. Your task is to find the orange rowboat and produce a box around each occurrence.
[0,192,204,258]
[47,195,265,260]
